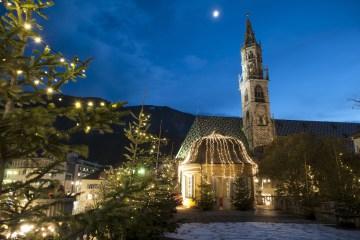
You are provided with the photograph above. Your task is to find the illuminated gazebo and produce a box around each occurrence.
[178,132,257,209]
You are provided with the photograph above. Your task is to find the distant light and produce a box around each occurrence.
[16,70,23,75]
[87,101,94,107]
[58,97,62,102]
[212,9,220,18]
[100,102,105,107]
[34,79,40,85]
[59,58,65,63]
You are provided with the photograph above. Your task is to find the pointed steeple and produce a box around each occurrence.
[244,17,256,46]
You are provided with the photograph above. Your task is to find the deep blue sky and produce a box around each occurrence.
[42,0,360,122]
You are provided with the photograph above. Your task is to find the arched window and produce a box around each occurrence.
[254,85,265,102]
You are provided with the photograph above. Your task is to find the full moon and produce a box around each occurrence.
[212,9,220,18]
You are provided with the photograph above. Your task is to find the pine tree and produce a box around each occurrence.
[67,109,177,240]
[198,177,216,211]
[231,176,254,210]
[0,1,125,238]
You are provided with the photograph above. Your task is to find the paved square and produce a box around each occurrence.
[165,222,360,240]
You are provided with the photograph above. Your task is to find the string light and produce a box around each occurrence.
[23,23,32,30]
[58,97,62,102]
[46,87,54,94]
[100,102,105,107]
[74,101,82,109]
[34,79,40,85]
[87,101,94,107]
[59,58,65,63]
[34,36,42,43]
[16,70,23,75]
[85,126,91,133]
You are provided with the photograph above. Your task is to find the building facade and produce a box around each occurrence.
[177,18,360,209]
[239,18,274,151]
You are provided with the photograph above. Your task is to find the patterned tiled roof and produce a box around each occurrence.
[176,116,360,159]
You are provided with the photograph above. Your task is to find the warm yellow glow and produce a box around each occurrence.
[46,87,54,94]
[74,101,82,109]
[34,79,40,85]
[183,198,196,208]
[58,97,62,102]
[34,36,42,43]
[111,103,117,108]
[70,63,75,68]
[23,23,32,30]
[87,101,94,107]
[59,58,65,63]
[16,70,23,75]
[85,125,91,133]
[19,224,34,234]
[100,102,105,106]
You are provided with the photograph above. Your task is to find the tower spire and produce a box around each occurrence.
[244,17,256,46]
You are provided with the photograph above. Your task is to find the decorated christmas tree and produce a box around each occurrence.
[198,177,216,211]
[67,108,177,240]
[0,1,125,238]
[231,176,254,210]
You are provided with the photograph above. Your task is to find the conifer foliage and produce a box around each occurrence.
[198,177,216,211]
[68,109,177,240]
[231,176,254,210]
[0,1,125,238]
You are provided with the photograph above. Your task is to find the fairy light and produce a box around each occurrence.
[23,23,32,30]
[87,101,94,107]
[34,36,42,43]
[59,58,65,63]
[74,101,82,109]
[137,167,146,175]
[46,87,54,94]
[34,79,40,85]
[16,70,23,75]
[85,125,91,133]
[100,102,105,107]
[58,97,62,102]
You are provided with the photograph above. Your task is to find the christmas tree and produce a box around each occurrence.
[0,1,125,238]
[231,176,254,210]
[198,177,216,211]
[66,108,177,240]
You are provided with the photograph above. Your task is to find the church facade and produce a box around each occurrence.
[177,19,360,209]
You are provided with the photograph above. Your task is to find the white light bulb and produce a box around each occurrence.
[34,79,40,85]
[34,36,42,43]
[23,23,32,30]
[47,87,54,94]
[60,58,65,63]
[16,70,23,75]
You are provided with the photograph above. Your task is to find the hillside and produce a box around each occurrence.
[54,95,195,166]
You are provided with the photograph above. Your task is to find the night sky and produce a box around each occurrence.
[41,0,360,122]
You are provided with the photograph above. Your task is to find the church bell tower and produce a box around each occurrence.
[239,18,274,151]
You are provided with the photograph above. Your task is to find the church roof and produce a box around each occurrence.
[182,132,255,165]
[244,18,257,47]
[176,116,360,159]
[176,116,248,159]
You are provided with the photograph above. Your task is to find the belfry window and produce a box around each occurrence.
[255,85,265,102]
